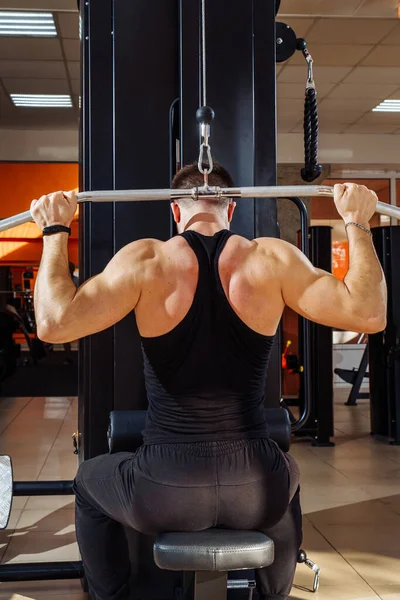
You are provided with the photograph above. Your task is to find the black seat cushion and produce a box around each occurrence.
[154,529,274,572]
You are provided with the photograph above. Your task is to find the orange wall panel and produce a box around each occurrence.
[332,241,349,281]
[0,163,79,265]
[0,163,79,218]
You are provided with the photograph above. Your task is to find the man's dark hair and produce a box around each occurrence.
[171,162,235,210]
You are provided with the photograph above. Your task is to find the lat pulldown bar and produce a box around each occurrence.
[0,185,398,233]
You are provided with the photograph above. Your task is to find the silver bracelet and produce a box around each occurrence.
[345,222,372,238]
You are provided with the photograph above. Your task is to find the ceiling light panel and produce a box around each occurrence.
[373,99,400,112]
[0,12,56,37]
[11,94,72,108]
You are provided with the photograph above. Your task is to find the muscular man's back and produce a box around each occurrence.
[140,229,275,444]
[136,232,283,339]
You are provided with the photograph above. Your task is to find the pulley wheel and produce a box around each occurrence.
[276,22,297,63]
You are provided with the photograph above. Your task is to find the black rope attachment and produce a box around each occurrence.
[297,39,322,183]
[302,87,322,183]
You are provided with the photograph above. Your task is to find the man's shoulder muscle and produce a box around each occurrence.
[121,236,194,284]
[109,238,165,288]
[254,237,306,268]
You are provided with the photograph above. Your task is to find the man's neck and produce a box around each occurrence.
[183,212,227,236]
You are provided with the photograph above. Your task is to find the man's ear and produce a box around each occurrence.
[228,201,236,223]
[171,201,181,224]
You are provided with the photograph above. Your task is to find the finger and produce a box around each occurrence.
[334,184,346,199]
[63,190,77,205]
[47,191,62,203]
[38,194,50,205]
[30,199,38,212]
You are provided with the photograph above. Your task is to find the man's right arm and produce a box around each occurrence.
[278,184,387,334]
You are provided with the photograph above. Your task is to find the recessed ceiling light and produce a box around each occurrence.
[373,99,400,113]
[0,11,56,37]
[11,94,72,108]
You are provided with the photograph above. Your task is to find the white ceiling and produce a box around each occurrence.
[278,0,400,134]
[0,8,79,129]
[0,0,399,134]
[280,0,399,18]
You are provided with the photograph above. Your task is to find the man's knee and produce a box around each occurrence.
[72,464,85,501]
[72,457,98,501]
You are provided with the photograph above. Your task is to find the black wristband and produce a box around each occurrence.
[42,225,71,237]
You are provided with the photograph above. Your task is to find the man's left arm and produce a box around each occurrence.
[32,191,146,343]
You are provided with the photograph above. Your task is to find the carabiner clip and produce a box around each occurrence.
[198,143,214,183]
[302,47,315,90]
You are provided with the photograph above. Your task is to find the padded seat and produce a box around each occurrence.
[154,529,274,572]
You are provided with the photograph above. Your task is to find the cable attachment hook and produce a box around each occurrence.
[297,38,315,90]
[196,106,215,187]
[198,144,213,186]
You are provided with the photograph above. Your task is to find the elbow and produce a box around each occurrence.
[363,316,387,334]
[347,297,387,334]
[37,319,68,344]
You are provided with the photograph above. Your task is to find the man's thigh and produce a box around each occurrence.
[74,452,136,525]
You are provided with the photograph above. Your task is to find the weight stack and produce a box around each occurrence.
[369,226,400,444]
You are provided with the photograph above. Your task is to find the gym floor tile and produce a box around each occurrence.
[0,398,33,411]
[10,497,29,510]
[22,397,73,409]
[289,584,380,599]
[300,482,374,514]
[358,483,400,504]
[15,507,75,534]
[0,412,20,434]
[37,459,78,481]
[0,543,6,565]
[0,580,84,596]
[311,524,400,586]
[375,494,400,514]
[2,419,64,436]
[306,497,400,527]
[0,441,53,458]
[25,496,74,511]
[16,408,71,421]
[8,466,43,481]
[309,438,400,459]
[294,464,350,485]
[6,453,51,471]
[2,531,80,564]
[372,586,400,599]
[330,466,400,486]
[0,510,22,544]
[293,520,370,588]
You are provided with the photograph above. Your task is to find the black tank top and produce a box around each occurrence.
[141,230,275,444]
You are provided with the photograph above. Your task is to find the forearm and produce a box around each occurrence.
[34,234,77,336]
[343,225,387,324]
